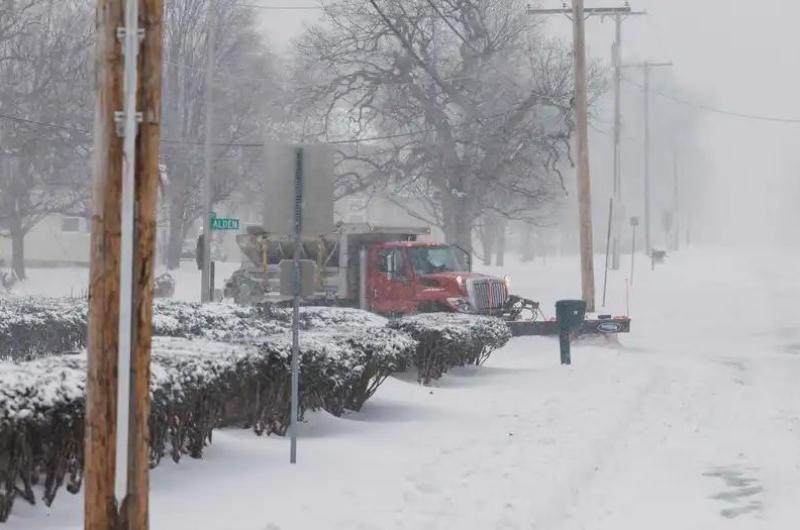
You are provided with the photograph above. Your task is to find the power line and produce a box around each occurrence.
[235,3,322,10]
[0,112,91,134]
[622,77,800,124]
[0,97,560,149]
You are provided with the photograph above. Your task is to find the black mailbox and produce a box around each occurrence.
[556,300,587,331]
[555,299,586,365]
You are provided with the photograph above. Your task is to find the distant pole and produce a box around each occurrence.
[201,0,215,303]
[290,147,304,464]
[611,14,622,270]
[622,60,672,255]
[629,217,639,285]
[602,197,613,307]
[610,8,646,270]
[644,65,651,255]
[673,149,680,251]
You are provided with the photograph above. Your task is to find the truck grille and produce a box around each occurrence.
[468,279,508,313]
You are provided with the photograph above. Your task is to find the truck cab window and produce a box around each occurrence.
[409,246,459,275]
[378,249,406,280]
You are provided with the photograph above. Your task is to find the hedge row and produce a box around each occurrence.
[0,299,87,361]
[0,299,511,521]
[0,329,415,521]
[388,313,512,384]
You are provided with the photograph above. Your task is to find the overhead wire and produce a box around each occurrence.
[622,77,800,124]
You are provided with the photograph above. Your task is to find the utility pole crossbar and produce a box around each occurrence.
[527,6,644,17]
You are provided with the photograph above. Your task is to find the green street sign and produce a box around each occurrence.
[211,213,240,231]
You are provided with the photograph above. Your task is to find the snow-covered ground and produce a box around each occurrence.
[5,248,800,529]
[7,260,240,303]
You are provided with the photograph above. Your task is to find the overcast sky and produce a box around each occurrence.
[254,0,800,247]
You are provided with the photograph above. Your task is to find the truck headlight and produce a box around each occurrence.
[503,275,511,290]
[456,275,464,288]
[446,297,473,313]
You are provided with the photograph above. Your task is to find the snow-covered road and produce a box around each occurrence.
[7,248,800,529]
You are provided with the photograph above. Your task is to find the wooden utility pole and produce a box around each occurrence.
[86,0,162,528]
[528,2,639,312]
[126,0,163,528]
[571,0,595,312]
[85,2,125,528]
[622,61,671,255]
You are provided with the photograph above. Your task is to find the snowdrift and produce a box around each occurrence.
[0,300,509,520]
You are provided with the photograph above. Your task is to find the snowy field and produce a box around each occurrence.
[5,248,800,529]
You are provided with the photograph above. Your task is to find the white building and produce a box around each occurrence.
[0,214,90,267]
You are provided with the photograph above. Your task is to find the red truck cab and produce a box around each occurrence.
[366,242,509,316]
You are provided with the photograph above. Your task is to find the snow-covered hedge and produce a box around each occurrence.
[0,329,415,520]
[0,300,511,520]
[388,313,512,384]
[0,299,87,361]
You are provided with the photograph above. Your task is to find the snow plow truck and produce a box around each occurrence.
[223,144,629,337]
[223,223,630,337]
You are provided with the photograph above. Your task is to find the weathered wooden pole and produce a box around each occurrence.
[124,0,163,528]
[572,0,596,313]
[86,0,162,528]
[85,1,125,528]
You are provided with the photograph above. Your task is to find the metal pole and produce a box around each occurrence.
[115,0,141,505]
[602,197,613,307]
[572,0,596,313]
[290,147,304,464]
[630,224,637,284]
[201,0,215,303]
[673,149,680,251]
[643,64,651,256]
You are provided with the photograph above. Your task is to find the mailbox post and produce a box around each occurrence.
[556,300,587,365]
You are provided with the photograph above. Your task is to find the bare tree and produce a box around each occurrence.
[0,0,93,279]
[160,0,280,269]
[293,0,605,250]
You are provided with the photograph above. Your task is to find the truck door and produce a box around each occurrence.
[369,247,416,314]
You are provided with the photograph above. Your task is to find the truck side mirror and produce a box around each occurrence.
[385,252,396,276]
[453,245,472,272]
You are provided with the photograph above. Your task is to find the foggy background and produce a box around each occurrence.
[258,0,800,250]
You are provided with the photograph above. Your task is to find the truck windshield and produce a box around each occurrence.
[409,247,461,275]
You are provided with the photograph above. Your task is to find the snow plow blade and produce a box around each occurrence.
[507,316,631,337]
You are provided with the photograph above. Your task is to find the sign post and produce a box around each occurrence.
[630,216,640,285]
[290,147,303,464]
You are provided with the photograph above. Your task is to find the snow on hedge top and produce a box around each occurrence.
[0,298,87,360]
[152,301,387,341]
[257,305,388,330]
[151,301,284,340]
[0,327,415,425]
[0,298,390,360]
[388,313,511,345]
[0,353,86,424]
